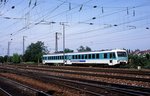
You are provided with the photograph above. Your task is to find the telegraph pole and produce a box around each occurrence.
[55,32,58,52]
[23,36,27,55]
[7,42,11,56]
[55,32,61,52]
[60,22,67,65]
[7,41,11,62]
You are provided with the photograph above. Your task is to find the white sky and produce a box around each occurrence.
[0,0,150,56]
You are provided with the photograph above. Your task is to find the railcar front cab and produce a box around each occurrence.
[116,50,128,65]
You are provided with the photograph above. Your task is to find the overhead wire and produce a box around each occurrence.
[11,1,67,36]
[1,0,150,54]
[66,14,150,37]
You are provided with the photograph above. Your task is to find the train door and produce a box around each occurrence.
[66,55,72,65]
[109,53,113,65]
[109,52,116,65]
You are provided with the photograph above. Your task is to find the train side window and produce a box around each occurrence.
[110,53,112,59]
[96,54,99,59]
[88,54,91,59]
[72,55,74,59]
[75,55,77,59]
[78,55,80,59]
[65,56,67,59]
[43,57,45,60]
[104,53,107,59]
[113,53,116,58]
[81,55,84,59]
[73,55,75,59]
[92,54,95,59]
[85,54,87,59]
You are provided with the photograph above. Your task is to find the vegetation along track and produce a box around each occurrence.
[0,65,150,96]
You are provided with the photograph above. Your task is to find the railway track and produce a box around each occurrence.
[41,66,150,76]
[18,66,150,83]
[4,65,150,83]
[1,66,150,96]
[0,87,12,96]
[0,76,51,96]
[8,64,150,75]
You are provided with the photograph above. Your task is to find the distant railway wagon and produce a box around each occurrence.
[42,49,128,66]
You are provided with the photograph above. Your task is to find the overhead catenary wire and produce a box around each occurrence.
[0,0,150,55]
[2,0,93,43]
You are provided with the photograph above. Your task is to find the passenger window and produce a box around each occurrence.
[104,53,107,59]
[113,53,116,58]
[72,55,75,59]
[65,56,67,59]
[96,54,99,59]
[76,55,78,59]
[78,55,80,59]
[92,54,95,59]
[88,54,91,59]
[110,53,112,58]
[85,54,87,59]
[81,55,84,59]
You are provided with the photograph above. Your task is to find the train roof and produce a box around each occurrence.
[43,49,127,56]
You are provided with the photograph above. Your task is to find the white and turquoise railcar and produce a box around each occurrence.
[42,49,128,66]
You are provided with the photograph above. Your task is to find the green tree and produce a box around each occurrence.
[23,41,48,63]
[146,54,150,60]
[77,46,92,52]
[64,48,74,53]
[85,46,92,51]
[3,55,8,62]
[0,56,4,63]
[12,53,21,63]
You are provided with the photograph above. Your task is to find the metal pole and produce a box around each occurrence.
[7,42,10,56]
[62,23,65,65]
[23,36,26,55]
[55,32,58,52]
[7,41,11,62]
